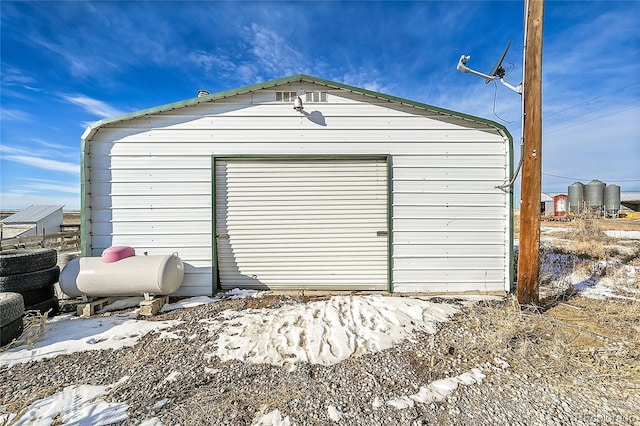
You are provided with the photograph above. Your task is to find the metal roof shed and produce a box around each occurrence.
[1,205,64,237]
[81,74,513,297]
[621,192,640,212]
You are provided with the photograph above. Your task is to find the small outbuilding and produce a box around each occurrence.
[81,75,513,296]
[1,205,64,239]
[621,192,640,213]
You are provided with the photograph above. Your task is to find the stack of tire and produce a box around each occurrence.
[0,249,60,346]
[1,293,24,346]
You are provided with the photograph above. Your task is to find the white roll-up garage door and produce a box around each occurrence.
[214,158,389,291]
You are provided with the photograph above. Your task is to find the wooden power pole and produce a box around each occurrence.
[517,0,545,305]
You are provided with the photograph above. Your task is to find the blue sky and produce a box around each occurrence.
[1,0,638,210]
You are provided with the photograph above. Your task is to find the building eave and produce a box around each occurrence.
[80,74,512,144]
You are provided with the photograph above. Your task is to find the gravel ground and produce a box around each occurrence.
[0,291,638,426]
[2,221,639,426]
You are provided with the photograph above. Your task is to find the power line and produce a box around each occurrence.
[549,81,640,116]
[543,172,640,183]
[544,104,640,135]
[505,83,640,133]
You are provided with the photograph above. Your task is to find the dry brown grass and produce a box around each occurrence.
[0,310,49,354]
[563,215,615,242]
[62,211,81,225]
[504,211,640,392]
[454,296,640,394]
[539,214,640,262]
[543,217,640,231]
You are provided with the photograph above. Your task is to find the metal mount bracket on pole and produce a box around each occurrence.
[456,55,523,94]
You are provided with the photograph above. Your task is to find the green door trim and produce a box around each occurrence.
[211,154,393,295]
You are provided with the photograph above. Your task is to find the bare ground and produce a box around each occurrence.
[1,214,639,424]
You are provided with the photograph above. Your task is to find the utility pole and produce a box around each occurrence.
[517,0,544,305]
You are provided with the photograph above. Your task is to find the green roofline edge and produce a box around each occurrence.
[81,73,513,143]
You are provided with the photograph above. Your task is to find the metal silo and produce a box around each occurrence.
[567,182,584,214]
[584,180,605,213]
[604,184,621,218]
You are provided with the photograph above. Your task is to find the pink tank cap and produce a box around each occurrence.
[101,246,136,263]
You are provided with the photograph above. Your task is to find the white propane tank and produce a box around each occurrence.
[59,257,83,298]
[59,254,184,298]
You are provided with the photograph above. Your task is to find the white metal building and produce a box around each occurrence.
[81,75,513,296]
[1,205,64,238]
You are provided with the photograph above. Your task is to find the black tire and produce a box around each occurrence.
[26,296,59,317]
[0,266,60,293]
[0,316,24,346]
[0,292,24,327]
[0,249,57,276]
[20,285,55,307]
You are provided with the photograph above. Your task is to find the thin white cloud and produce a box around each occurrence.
[1,67,37,87]
[3,155,79,175]
[13,3,177,79]
[1,108,33,122]
[1,142,78,163]
[0,145,28,155]
[22,179,80,195]
[244,23,306,77]
[30,138,75,151]
[27,34,99,78]
[335,70,391,94]
[188,23,309,85]
[235,64,260,85]
[61,95,124,118]
[188,51,231,73]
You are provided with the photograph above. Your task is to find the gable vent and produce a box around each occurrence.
[276,91,297,102]
[306,91,327,103]
[276,91,328,103]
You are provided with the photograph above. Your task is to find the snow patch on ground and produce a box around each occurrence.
[0,313,182,368]
[226,288,261,299]
[160,295,219,312]
[541,226,570,234]
[604,230,640,240]
[252,408,291,426]
[386,368,485,409]
[98,296,144,313]
[159,289,263,313]
[327,405,344,421]
[540,248,640,302]
[162,371,182,383]
[1,378,130,426]
[0,292,463,424]
[202,295,458,370]
[139,418,165,426]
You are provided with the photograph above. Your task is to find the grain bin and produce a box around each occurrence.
[584,180,605,213]
[568,182,584,214]
[604,184,621,217]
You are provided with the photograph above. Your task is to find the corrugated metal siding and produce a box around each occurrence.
[85,85,510,296]
[391,155,508,293]
[87,151,212,296]
[215,158,388,291]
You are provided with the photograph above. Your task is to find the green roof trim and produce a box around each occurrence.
[82,74,512,140]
